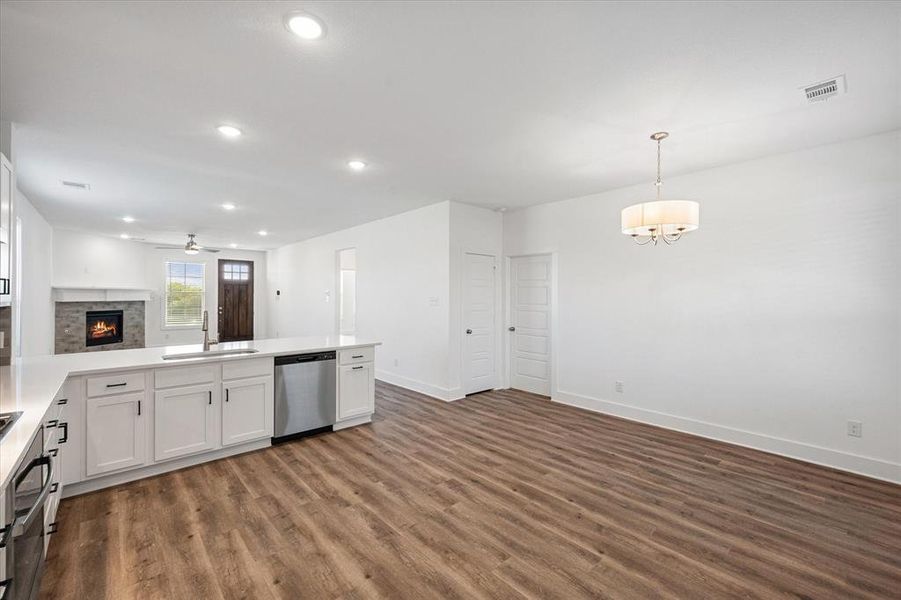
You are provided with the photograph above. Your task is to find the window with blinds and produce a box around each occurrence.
[164,262,205,327]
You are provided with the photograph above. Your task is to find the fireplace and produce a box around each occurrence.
[85,310,124,347]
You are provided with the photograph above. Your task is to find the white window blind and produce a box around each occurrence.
[165,262,204,327]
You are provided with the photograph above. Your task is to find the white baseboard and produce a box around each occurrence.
[375,370,464,402]
[554,389,901,484]
[62,438,271,498]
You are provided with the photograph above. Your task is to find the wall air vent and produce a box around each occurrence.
[61,180,91,190]
[802,75,846,103]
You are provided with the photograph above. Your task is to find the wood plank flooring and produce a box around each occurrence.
[40,382,901,599]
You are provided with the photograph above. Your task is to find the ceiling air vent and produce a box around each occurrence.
[60,180,91,190]
[802,75,846,103]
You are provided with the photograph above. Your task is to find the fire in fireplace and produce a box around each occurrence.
[85,310,124,347]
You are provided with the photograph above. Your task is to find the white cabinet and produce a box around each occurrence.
[155,384,217,461]
[338,362,375,421]
[59,378,84,485]
[222,376,273,446]
[85,391,146,477]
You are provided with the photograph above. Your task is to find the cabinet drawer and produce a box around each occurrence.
[44,418,66,451]
[339,347,374,365]
[86,371,145,397]
[43,401,67,447]
[222,357,273,381]
[155,364,216,389]
[47,390,69,422]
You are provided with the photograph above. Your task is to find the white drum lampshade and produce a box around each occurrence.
[621,200,700,237]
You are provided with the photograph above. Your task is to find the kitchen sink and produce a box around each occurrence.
[161,349,260,361]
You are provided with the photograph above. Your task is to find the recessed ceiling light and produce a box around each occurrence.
[285,12,326,40]
[216,125,243,138]
[119,233,130,239]
[347,160,367,171]
[258,230,268,236]
[229,243,238,248]
[221,203,236,211]
[122,216,136,223]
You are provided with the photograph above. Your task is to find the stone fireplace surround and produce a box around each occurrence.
[55,301,145,354]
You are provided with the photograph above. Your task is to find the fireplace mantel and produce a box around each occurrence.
[52,286,153,302]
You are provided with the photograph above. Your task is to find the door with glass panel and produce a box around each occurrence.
[218,260,254,342]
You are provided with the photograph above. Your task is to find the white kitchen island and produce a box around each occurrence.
[0,336,379,506]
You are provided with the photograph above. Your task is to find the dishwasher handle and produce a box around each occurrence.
[275,352,336,366]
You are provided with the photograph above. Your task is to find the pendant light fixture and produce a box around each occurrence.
[621,132,700,245]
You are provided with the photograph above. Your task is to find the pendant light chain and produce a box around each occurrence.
[656,137,662,201]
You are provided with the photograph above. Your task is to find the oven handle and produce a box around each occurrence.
[11,454,54,538]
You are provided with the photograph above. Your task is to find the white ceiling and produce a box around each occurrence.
[1,1,898,250]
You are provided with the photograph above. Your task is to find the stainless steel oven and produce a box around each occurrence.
[1,424,53,600]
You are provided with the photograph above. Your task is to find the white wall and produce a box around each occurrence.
[53,229,145,289]
[52,229,267,347]
[268,202,453,398]
[15,190,53,356]
[448,202,504,398]
[503,131,901,482]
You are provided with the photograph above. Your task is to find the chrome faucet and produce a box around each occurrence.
[202,310,217,351]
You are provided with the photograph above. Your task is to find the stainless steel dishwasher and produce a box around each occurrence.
[273,352,337,441]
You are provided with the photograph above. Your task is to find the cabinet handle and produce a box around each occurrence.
[48,448,58,458]
[50,482,59,494]
[137,400,142,416]
[46,419,58,428]
[106,382,128,388]
[57,398,68,405]
[352,355,364,359]
[352,365,364,370]
[208,391,212,405]
[59,422,69,444]
[225,389,229,403]
[47,522,59,535]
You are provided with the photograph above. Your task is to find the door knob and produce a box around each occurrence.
[508,326,516,332]
[466,329,472,334]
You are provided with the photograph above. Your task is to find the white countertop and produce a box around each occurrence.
[0,335,379,489]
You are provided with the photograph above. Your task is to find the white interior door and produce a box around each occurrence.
[510,254,552,396]
[463,253,497,394]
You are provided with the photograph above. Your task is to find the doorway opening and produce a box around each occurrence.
[218,259,254,342]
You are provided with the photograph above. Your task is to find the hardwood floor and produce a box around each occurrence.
[40,382,901,599]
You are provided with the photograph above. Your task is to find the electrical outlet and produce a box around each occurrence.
[615,381,624,393]
[847,420,862,438]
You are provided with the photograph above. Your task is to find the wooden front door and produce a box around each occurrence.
[218,259,254,342]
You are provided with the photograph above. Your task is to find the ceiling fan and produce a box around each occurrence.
[155,233,220,255]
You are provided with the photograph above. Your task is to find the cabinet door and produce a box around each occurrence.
[85,392,146,476]
[338,363,374,421]
[222,376,272,446]
[59,378,84,485]
[155,384,217,461]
